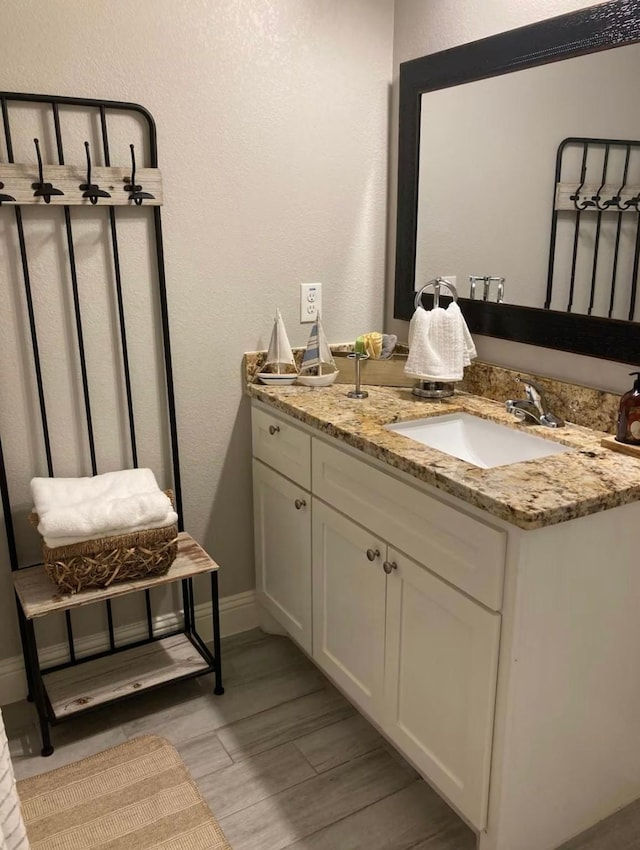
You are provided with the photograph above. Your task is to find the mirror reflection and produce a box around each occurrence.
[416,42,640,322]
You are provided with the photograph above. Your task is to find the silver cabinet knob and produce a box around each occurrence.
[383,560,398,574]
[294,498,306,510]
[366,548,380,562]
[268,424,280,435]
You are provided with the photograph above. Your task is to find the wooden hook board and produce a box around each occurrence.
[0,163,163,206]
[555,182,640,212]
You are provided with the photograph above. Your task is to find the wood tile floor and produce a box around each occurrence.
[3,629,639,850]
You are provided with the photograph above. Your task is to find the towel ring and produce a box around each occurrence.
[411,277,459,400]
[414,277,458,310]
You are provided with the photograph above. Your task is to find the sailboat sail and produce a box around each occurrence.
[264,309,296,374]
[300,315,336,376]
[256,309,298,385]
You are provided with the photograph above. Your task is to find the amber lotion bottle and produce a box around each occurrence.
[616,372,640,444]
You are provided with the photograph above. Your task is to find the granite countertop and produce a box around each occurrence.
[246,382,640,530]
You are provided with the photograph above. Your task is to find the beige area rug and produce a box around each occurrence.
[16,735,232,849]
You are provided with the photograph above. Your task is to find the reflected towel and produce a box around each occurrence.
[404,302,477,382]
[31,468,178,541]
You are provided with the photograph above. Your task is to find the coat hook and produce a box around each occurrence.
[591,144,615,211]
[79,141,111,205]
[609,145,630,211]
[0,182,15,205]
[569,143,595,211]
[124,144,154,205]
[31,138,64,203]
[620,145,639,211]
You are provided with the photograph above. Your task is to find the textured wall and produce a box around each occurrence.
[0,0,394,663]
[387,0,635,393]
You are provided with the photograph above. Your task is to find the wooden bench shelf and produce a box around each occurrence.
[44,633,211,719]
[13,531,223,750]
[13,532,219,620]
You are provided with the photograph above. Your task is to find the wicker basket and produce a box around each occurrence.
[29,491,178,594]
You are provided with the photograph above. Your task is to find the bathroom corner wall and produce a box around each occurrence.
[0,0,394,666]
[386,0,634,395]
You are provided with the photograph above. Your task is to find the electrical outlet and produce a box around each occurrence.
[441,275,457,291]
[300,282,322,323]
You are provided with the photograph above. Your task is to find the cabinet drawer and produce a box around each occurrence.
[312,439,506,610]
[252,406,311,489]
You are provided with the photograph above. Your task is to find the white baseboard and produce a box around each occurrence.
[257,604,288,637]
[0,590,258,708]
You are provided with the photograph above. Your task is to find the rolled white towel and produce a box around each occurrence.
[32,468,159,513]
[31,468,178,541]
[42,515,177,550]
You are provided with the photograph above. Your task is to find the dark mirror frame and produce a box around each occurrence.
[394,0,640,364]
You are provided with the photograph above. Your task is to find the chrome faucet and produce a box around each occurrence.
[505,378,564,428]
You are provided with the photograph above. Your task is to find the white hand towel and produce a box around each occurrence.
[31,468,178,541]
[404,302,476,382]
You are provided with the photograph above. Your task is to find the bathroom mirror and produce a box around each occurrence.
[394,0,640,363]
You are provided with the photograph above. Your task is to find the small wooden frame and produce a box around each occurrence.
[333,353,414,388]
[600,434,640,460]
[0,163,163,206]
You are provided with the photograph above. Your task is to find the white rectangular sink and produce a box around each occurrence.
[385,412,572,468]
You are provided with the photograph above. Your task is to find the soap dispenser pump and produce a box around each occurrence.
[616,372,640,444]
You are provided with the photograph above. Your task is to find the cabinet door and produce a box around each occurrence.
[253,459,311,653]
[384,548,500,830]
[312,500,386,721]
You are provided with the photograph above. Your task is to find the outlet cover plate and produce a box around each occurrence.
[300,282,322,323]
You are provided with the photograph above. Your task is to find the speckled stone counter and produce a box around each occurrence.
[246,382,640,530]
[244,349,622,433]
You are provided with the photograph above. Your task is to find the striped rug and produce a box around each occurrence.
[16,736,232,849]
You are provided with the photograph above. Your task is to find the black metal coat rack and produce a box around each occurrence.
[0,91,223,756]
[547,136,640,321]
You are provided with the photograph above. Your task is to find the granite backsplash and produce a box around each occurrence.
[243,347,621,434]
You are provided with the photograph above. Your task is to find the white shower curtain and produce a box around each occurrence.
[0,710,29,850]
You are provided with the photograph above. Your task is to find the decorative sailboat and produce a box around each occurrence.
[297,314,339,387]
[257,308,299,385]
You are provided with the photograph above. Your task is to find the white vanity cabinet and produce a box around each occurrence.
[252,406,312,653]
[252,402,503,829]
[312,499,500,827]
[252,399,640,850]
[311,443,502,828]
